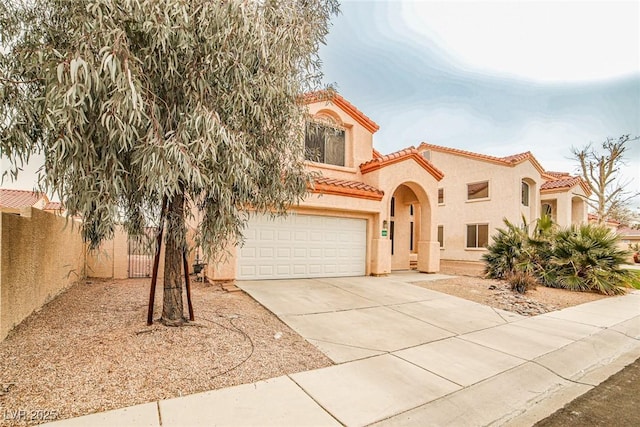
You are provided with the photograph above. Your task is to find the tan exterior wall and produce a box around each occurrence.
[618,234,640,264]
[430,150,543,262]
[541,187,589,228]
[0,208,85,341]
[85,227,129,279]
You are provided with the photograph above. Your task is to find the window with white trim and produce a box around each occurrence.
[467,181,489,200]
[466,224,489,248]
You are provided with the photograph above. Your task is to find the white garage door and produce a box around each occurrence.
[238,214,367,280]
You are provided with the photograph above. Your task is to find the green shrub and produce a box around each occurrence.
[483,219,637,295]
[483,219,527,279]
[548,224,636,295]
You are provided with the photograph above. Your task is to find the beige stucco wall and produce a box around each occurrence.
[85,227,129,279]
[364,161,441,273]
[0,208,85,341]
[428,150,543,262]
[541,187,588,228]
[618,234,640,264]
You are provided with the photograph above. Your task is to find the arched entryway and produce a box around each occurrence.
[388,182,436,272]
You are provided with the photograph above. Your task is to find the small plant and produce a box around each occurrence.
[507,271,538,294]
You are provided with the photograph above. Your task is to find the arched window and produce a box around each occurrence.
[304,115,345,166]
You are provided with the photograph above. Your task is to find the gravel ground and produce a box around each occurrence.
[414,275,607,316]
[0,279,332,426]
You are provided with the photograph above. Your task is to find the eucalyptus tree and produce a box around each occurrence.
[0,0,339,325]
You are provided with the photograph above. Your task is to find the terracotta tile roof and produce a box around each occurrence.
[501,152,534,163]
[544,171,571,178]
[360,147,444,180]
[541,173,591,195]
[311,176,384,201]
[588,213,621,226]
[0,188,47,209]
[44,201,63,211]
[304,91,380,134]
[372,148,383,159]
[541,176,582,190]
[618,227,640,237]
[417,143,546,175]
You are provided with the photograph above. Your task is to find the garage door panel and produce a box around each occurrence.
[238,214,366,280]
[277,248,291,257]
[276,265,290,275]
[278,230,292,240]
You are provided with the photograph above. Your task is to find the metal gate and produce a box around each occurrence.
[128,228,158,278]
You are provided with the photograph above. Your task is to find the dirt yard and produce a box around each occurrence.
[0,279,332,426]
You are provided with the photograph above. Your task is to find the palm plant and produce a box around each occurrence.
[523,215,556,285]
[548,224,637,295]
[483,219,527,279]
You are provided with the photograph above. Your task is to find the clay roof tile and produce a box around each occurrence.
[0,189,47,209]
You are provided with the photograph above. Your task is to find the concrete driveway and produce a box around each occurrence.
[237,272,640,426]
[239,273,523,363]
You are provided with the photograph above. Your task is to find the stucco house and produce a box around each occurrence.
[0,188,49,211]
[415,143,589,263]
[209,93,444,281]
[617,227,640,263]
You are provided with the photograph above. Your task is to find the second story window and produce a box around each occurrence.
[521,181,530,206]
[305,122,345,166]
[467,181,489,201]
[438,188,444,205]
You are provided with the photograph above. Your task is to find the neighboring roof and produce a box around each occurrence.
[587,213,620,226]
[543,171,571,179]
[0,188,48,209]
[44,201,63,211]
[311,177,384,201]
[360,147,444,181]
[304,91,380,134]
[618,227,640,237]
[417,142,546,175]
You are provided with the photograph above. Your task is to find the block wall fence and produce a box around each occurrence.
[0,208,130,341]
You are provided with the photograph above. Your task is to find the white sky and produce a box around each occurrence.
[400,1,640,82]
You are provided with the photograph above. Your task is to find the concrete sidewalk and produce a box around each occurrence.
[47,273,640,426]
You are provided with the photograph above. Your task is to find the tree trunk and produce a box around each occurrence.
[162,191,186,326]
